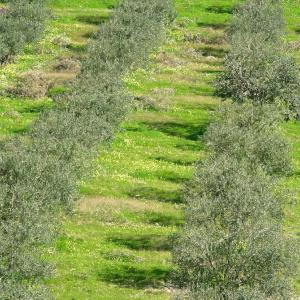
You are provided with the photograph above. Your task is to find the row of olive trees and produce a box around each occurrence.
[0,0,49,63]
[0,1,175,299]
[173,0,299,299]
[215,0,300,116]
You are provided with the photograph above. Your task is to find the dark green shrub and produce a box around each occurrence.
[0,139,60,299]
[216,40,300,112]
[173,155,298,300]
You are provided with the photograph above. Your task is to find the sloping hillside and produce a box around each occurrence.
[0,0,299,299]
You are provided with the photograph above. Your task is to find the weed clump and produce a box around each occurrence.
[10,70,50,99]
[51,33,72,48]
[53,57,81,72]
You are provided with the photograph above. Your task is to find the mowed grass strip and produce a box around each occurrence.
[46,1,300,299]
[46,1,224,298]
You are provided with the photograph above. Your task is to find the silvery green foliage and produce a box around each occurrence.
[0,140,58,299]
[174,1,299,299]
[174,286,283,300]
[216,40,300,112]
[0,0,175,297]
[205,102,291,176]
[215,0,300,115]
[0,280,52,300]
[0,0,49,63]
[173,155,298,300]
[228,0,285,43]
[80,0,175,79]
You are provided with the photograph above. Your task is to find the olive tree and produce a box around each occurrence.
[0,0,49,63]
[215,0,300,115]
[173,155,298,300]
[205,101,291,176]
[173,1,299,299]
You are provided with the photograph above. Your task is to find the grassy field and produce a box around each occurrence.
[0,0,299,299]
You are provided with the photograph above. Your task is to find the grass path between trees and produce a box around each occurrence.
[0,0,299,299]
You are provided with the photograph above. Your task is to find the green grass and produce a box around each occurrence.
[0,97,51,136]
[0,0,299,299]
[0,0,115,136]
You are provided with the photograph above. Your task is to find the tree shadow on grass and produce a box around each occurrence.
[293,171,300,177]
[18,104,50,114]
[128,186,182,204]
[131,169,189,184]
[10,127,28,135]
[66,43,87,54]
[98,265,170,289]
[153,156,195,167]
[198,46,228,58]
[107,4,116,9]
[157,171,189,184]
[143,211,183,227]
[206,5,234,14]
[141,121,209,142]
[197,21,227,30]
[108,233,171,251]
[82,31,97,40]
[76,15,109,25]
[177,141,204,152]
